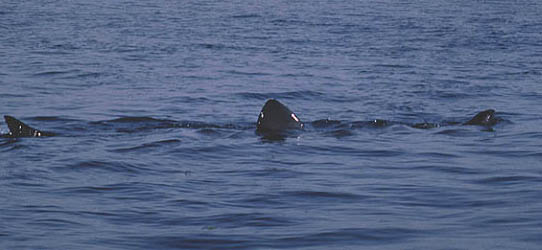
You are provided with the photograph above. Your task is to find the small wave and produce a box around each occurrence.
[112,139,181,153]
[0,93,26,98]
[283,190,366,201]
[373,63,415,69]
[0,140,26,152]
[231,14,261,19]
[164,96,211,104]
[59,71,102,80]
[278,227,421,247]
[412,164,485,175]
[203,212,295,228]
[236,90,323,100]
[167,199,210,209]
[61,186,117,193]
[235,92,268,100]
[230,194,287,208]
[433,90,473,99]
[418,152,461,159]
[28,218,84,228]
[29,116,78,123]
[473,175,541,185]
[56,160,147,174]
[33,70,77,77]
[53,183,142,195]
[271,18,307,26]
[221,70,272,76]
[112,45,141,53]
[105,117,174,123]
[509,131,542,139]
[126,235,252,249]
[278,72,315,78]
[31,50,72,55]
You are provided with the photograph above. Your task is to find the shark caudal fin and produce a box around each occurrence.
[256,99,303,133]
[464,109,497,126]
[3,116,52,137]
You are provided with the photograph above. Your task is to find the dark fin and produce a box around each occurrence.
[3,115,53,137]
[464,109,497,126]
[256,99,303,134]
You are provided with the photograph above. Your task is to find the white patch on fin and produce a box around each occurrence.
[291,113,299,122]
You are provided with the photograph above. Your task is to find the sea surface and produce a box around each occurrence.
[1,0,542,249]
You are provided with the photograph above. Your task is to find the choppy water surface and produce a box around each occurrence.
[2,0,542,249]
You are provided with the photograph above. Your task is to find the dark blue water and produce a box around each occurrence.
[2,0,542,249]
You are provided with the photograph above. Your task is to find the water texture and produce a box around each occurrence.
[1,0,542,249]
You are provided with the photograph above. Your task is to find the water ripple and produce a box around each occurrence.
[112,139,182,153]
[54,160,148,174]
[235,90,324,100]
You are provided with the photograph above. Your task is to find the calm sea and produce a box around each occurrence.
[1,0,542,249]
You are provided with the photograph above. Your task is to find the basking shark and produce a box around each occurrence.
[1,100,499,138]
[1,116,54,138]
[256,99,499,135]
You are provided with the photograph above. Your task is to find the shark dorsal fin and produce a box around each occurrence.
[464,109,496,126]
[4,116,47,137]
[256,99,303,133]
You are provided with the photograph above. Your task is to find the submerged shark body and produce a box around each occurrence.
[1,116,54,138]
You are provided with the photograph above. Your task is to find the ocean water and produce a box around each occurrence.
[1,0,542,249]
